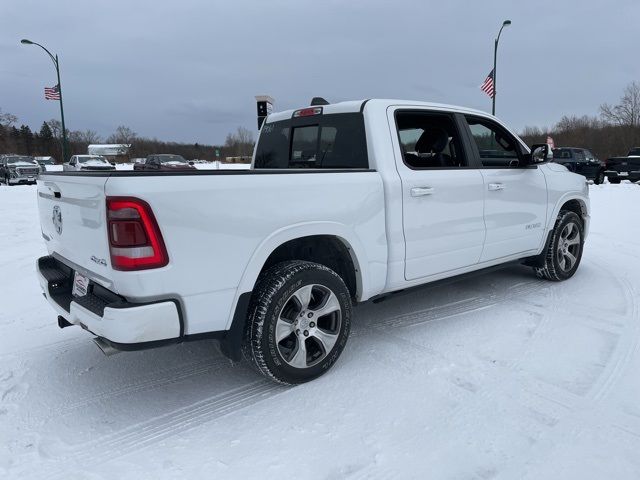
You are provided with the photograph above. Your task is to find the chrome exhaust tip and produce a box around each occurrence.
[93,337,120,356]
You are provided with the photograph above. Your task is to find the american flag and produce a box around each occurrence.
[44,84,61,100]
[480,70,495,98]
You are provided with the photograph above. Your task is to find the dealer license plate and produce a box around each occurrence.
[72,271,90,297]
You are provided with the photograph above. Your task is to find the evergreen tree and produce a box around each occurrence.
[20,124,34,155]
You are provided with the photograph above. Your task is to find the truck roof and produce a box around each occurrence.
[266,99,492,123]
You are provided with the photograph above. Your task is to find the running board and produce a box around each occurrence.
[93,337,121,356]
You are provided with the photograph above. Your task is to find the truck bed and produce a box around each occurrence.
[37,169,386,337]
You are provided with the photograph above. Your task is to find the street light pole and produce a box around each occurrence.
[21,39,69,163]
[492,20,511,116]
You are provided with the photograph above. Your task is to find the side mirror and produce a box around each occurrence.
[189,161,194,166]
[527,144,551,165]
[110,162,116,166]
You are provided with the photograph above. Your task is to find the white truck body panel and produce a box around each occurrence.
[36,98,590,350]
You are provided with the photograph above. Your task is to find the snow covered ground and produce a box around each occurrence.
[1,182,639,479]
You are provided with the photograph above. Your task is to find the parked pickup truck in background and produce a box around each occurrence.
[552,147,606,184]
[605,147,640,183]
[63,155,116,172]
[1,155,41,185]
[133,154,196,171]
[36,99,590,384]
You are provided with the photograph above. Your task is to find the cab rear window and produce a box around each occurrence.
[254,113,368,169]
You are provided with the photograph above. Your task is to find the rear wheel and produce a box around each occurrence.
[243,260,352,385]
[535,210,584,281]
[594,170,605,185]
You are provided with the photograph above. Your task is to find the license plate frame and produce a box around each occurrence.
[72,271,90,297]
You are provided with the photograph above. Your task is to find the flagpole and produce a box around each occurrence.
[492,20,511,116]
[21,39,68,163]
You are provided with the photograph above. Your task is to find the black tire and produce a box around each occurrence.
[608,178,621,184]
[535,210,584,281]
[243,260,352,385]
[594,170,605,185]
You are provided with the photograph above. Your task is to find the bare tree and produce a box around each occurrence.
[78,130,102,144]
[600,81,640,127]
[46,119,63,139]
[555,115,601,133]
[0,108,18,128]
[224,126,255,157]
[107,125,137,144]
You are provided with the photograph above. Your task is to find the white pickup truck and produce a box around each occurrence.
[36,99,590,384]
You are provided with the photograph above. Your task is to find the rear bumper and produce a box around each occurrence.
[605,169,640,182]
[37,255,181,345]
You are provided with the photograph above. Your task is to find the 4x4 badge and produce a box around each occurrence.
[52,205,62,235]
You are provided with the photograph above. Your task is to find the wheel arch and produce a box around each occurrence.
[225,223,371,330]
[557,197,588,223]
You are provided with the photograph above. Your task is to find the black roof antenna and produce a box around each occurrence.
[310,97,330,106]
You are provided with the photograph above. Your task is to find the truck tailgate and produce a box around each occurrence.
[37,174,111,279]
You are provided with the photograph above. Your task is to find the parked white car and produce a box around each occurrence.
[36,99,590,384]
[63,155,116,171]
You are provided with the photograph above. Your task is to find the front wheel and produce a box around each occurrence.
[535,210,584,281]
[243,260,352,385]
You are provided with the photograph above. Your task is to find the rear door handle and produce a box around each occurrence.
[411,187,435,197]
[488,183,505,191]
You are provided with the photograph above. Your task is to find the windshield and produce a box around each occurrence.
[157,155,186,163]
[79,156,109,164]
[6,156,36,164]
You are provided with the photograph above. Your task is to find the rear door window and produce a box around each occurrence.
[394,111,468,168]
[254,112,368,169]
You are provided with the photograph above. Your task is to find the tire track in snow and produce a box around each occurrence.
[484,263,640,479]
[44,380,286,479]
[0,337,82,360]
[587,275,640,402]
[345,279,563,480]
[63,355,231,413]
[358,277,548,334]
[350,267,639,479]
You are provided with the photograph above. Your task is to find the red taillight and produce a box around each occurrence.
[106,197,168,271]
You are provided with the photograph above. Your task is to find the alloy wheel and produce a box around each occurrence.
[556,222,581,271]
[275,284,342,369]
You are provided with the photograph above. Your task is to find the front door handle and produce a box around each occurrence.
[488,183,505,191]
[411,187,435,197]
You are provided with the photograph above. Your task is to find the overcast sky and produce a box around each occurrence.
[2,0,639,145]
